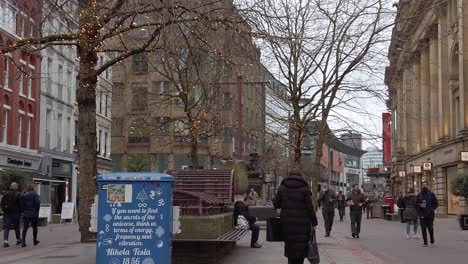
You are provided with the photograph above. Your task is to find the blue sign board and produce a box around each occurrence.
[97,173,174,264]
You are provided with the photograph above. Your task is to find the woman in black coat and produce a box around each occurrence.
[273,170,318,264]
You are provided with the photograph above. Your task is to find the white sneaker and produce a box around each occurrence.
[406,235,411,239]
[413,234,420,239]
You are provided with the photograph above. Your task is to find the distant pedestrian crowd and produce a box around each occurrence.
[1,182,40,248]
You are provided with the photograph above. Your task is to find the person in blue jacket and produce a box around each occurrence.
[416,181,438,247]
[21,185,41,247]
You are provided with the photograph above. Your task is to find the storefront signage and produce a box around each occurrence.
[345,168,360,175]
[0,155,40,170]
[413,165,422,174]
[422,162,432,171]
[461,151,468,162]
[398,171,406,177]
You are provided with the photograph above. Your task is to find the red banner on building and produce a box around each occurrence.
[382,112,392,165]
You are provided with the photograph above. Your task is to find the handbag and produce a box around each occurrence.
[235,215,250,230]
[307,229,320,264]
[266,217,283,242]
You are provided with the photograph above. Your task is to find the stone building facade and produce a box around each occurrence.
[385,0,468,216]
[110,2,266,172]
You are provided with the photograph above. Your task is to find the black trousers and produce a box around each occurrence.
[350,210,363,235]
[22,217,39,243]
[338,207,345,221]
[3,213,20,242]
[322,210,335,235]
[249,223,260,246]
[288,258,304,264]
[420,218,434,245]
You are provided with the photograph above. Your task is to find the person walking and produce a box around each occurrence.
[21,185,41,247]
[1,182,22,247]
[336,190,346,221]
[346,184,366,238]
[401,188,419,239]
[318,183,336,237]
[273,170,318,264]
[233,196,261,248]
[416,181,438,247]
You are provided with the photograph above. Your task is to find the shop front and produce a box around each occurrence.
[0,146,43,191]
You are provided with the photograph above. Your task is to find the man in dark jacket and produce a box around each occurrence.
[1,182,22,247]
[346,184,366,238]
[416,181,438,247]
[318,183,336,237]
[21,185,41,247]
[273,170,318,264]
[336,191,346,221]
[233,196,261,248]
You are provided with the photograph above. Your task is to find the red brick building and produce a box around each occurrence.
[0,0,42,175]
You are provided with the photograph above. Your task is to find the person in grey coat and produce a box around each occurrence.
[401,188,420,239]
[318,183,336,237]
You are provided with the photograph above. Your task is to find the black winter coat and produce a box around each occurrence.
[273,176,318,259]
[233,201,255,226]
[401,194,418,221]
[1,190,22,214]
[21,192,40,219]
[416,190,438,219]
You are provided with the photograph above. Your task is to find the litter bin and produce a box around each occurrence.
[384,196,395,213]
[96,173,174,264]
[381,204,390,219]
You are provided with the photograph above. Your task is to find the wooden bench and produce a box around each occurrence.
[172,228,249,264]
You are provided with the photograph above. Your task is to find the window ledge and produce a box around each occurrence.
[28,97,35,102]
[4,87,13,93]
[19,93,27,98]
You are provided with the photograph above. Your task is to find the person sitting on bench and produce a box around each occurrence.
[233,196,262,248]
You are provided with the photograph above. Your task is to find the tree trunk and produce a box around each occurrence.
[292,118,303,168]
[310,137,324,210]
[188,114,199,169]
[76,0,100,243]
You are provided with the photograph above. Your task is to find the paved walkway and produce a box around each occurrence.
[1,213,467,264]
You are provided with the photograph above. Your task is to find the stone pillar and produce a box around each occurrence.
[420,47,431,149]
[429,30,440,144]
[434,166,447,216]
[412,55,422,153]
[462,4,468,132]
[121,154,128,172]
[438,15,450,141]
[404,65,414,154]
[399,73,407,155]
[168,153,175,170]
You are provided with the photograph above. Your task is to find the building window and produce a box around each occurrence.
[27,68,33,98]
[58,65,63,100]
[66,117,71,152]
[29,19,35,38]
[98,129,102,155]
[19,14,25,37]
[154,117,169,135]
[2,109,8,143]
[105,94,109,117]
[57,113,62,150]
[155,81,169,96]
[132,53,148,73]
[99,90,103,114]
[19,63,25,95]
[112,118,123,137]
[131,83,147,110]
[45,109,51,148]
[17,113,23,146]
[104,132,108,157]
[223,92,231,110]
[1,2,17,32]
[74,120,78,150]
[26,116,31,148]
[113,83,123,100]
[3,57,9,89]
[66,70,72,103]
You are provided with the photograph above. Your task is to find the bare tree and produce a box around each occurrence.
[241,0,393,206]
[0,0,244,241]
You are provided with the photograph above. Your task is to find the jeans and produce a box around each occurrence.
[322,210,335,235]
[338,207,345,221]
[3,213,21,242]
[420,218,434,245]
[406,220,418,235]
[22,217,39,243]
[350,210,362,235]
[288,258,304,264]
[249,223,260,246]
